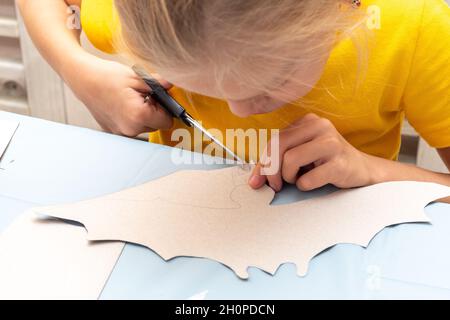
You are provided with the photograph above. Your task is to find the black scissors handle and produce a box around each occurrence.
[133,65,192,127]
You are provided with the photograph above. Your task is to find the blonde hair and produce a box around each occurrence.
[115,0,365,102]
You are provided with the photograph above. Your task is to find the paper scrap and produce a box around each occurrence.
[0,212,124,299]
[0,119,19,160]
[33,167,450,279]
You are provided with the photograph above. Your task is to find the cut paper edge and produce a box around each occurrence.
[0,211,125,299]
[31,167,450,279]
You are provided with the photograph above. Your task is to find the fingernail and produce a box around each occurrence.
[270,181,282,193]
[249,175,264,188]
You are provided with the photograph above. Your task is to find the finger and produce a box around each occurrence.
[130,73,173,93]
[151,73,173,90]
[117,123,148,138]
[280,116,332,149]
[260,117,327,190]
[144,100,174,130]
[281,139,335,184]
[141,126,158,133]
[287,113,320,129]
[259,133,283,192]
[129,78,151,93]
[119,117,159,137]
[248,163,268,190]
[296,162,335,191]
[128,97,173,131]
[264,168,284,192]
[265,173,283,192]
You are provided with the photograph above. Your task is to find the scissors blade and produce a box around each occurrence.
[184,114,249,169]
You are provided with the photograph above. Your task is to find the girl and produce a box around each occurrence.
[18,0,450,193]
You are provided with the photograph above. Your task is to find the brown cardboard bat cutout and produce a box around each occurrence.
[33,166,450,279]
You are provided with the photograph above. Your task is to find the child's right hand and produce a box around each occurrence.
[63,54,174,137]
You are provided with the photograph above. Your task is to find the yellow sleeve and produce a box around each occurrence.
[402,0,450,148]
[80,0,119,54]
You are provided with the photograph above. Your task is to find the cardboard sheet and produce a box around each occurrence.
[0,119,19,159]
[33,166,450,279]
[0,212,124,299]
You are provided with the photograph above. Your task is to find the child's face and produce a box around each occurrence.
[158,54,329,118]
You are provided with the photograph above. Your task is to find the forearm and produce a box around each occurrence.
[366,154,450,202]
[17,0,89,80]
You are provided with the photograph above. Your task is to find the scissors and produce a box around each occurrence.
[132,65,249,168]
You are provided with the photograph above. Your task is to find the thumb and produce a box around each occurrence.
[248,163,267,189]
[130,73,173,93]
[151,73,173,90]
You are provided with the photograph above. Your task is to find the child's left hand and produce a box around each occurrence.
[249,113,376,192]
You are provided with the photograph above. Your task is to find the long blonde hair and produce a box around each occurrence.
[115,0,365,101]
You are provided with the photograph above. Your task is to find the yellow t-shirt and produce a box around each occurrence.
[81,0,450,162]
